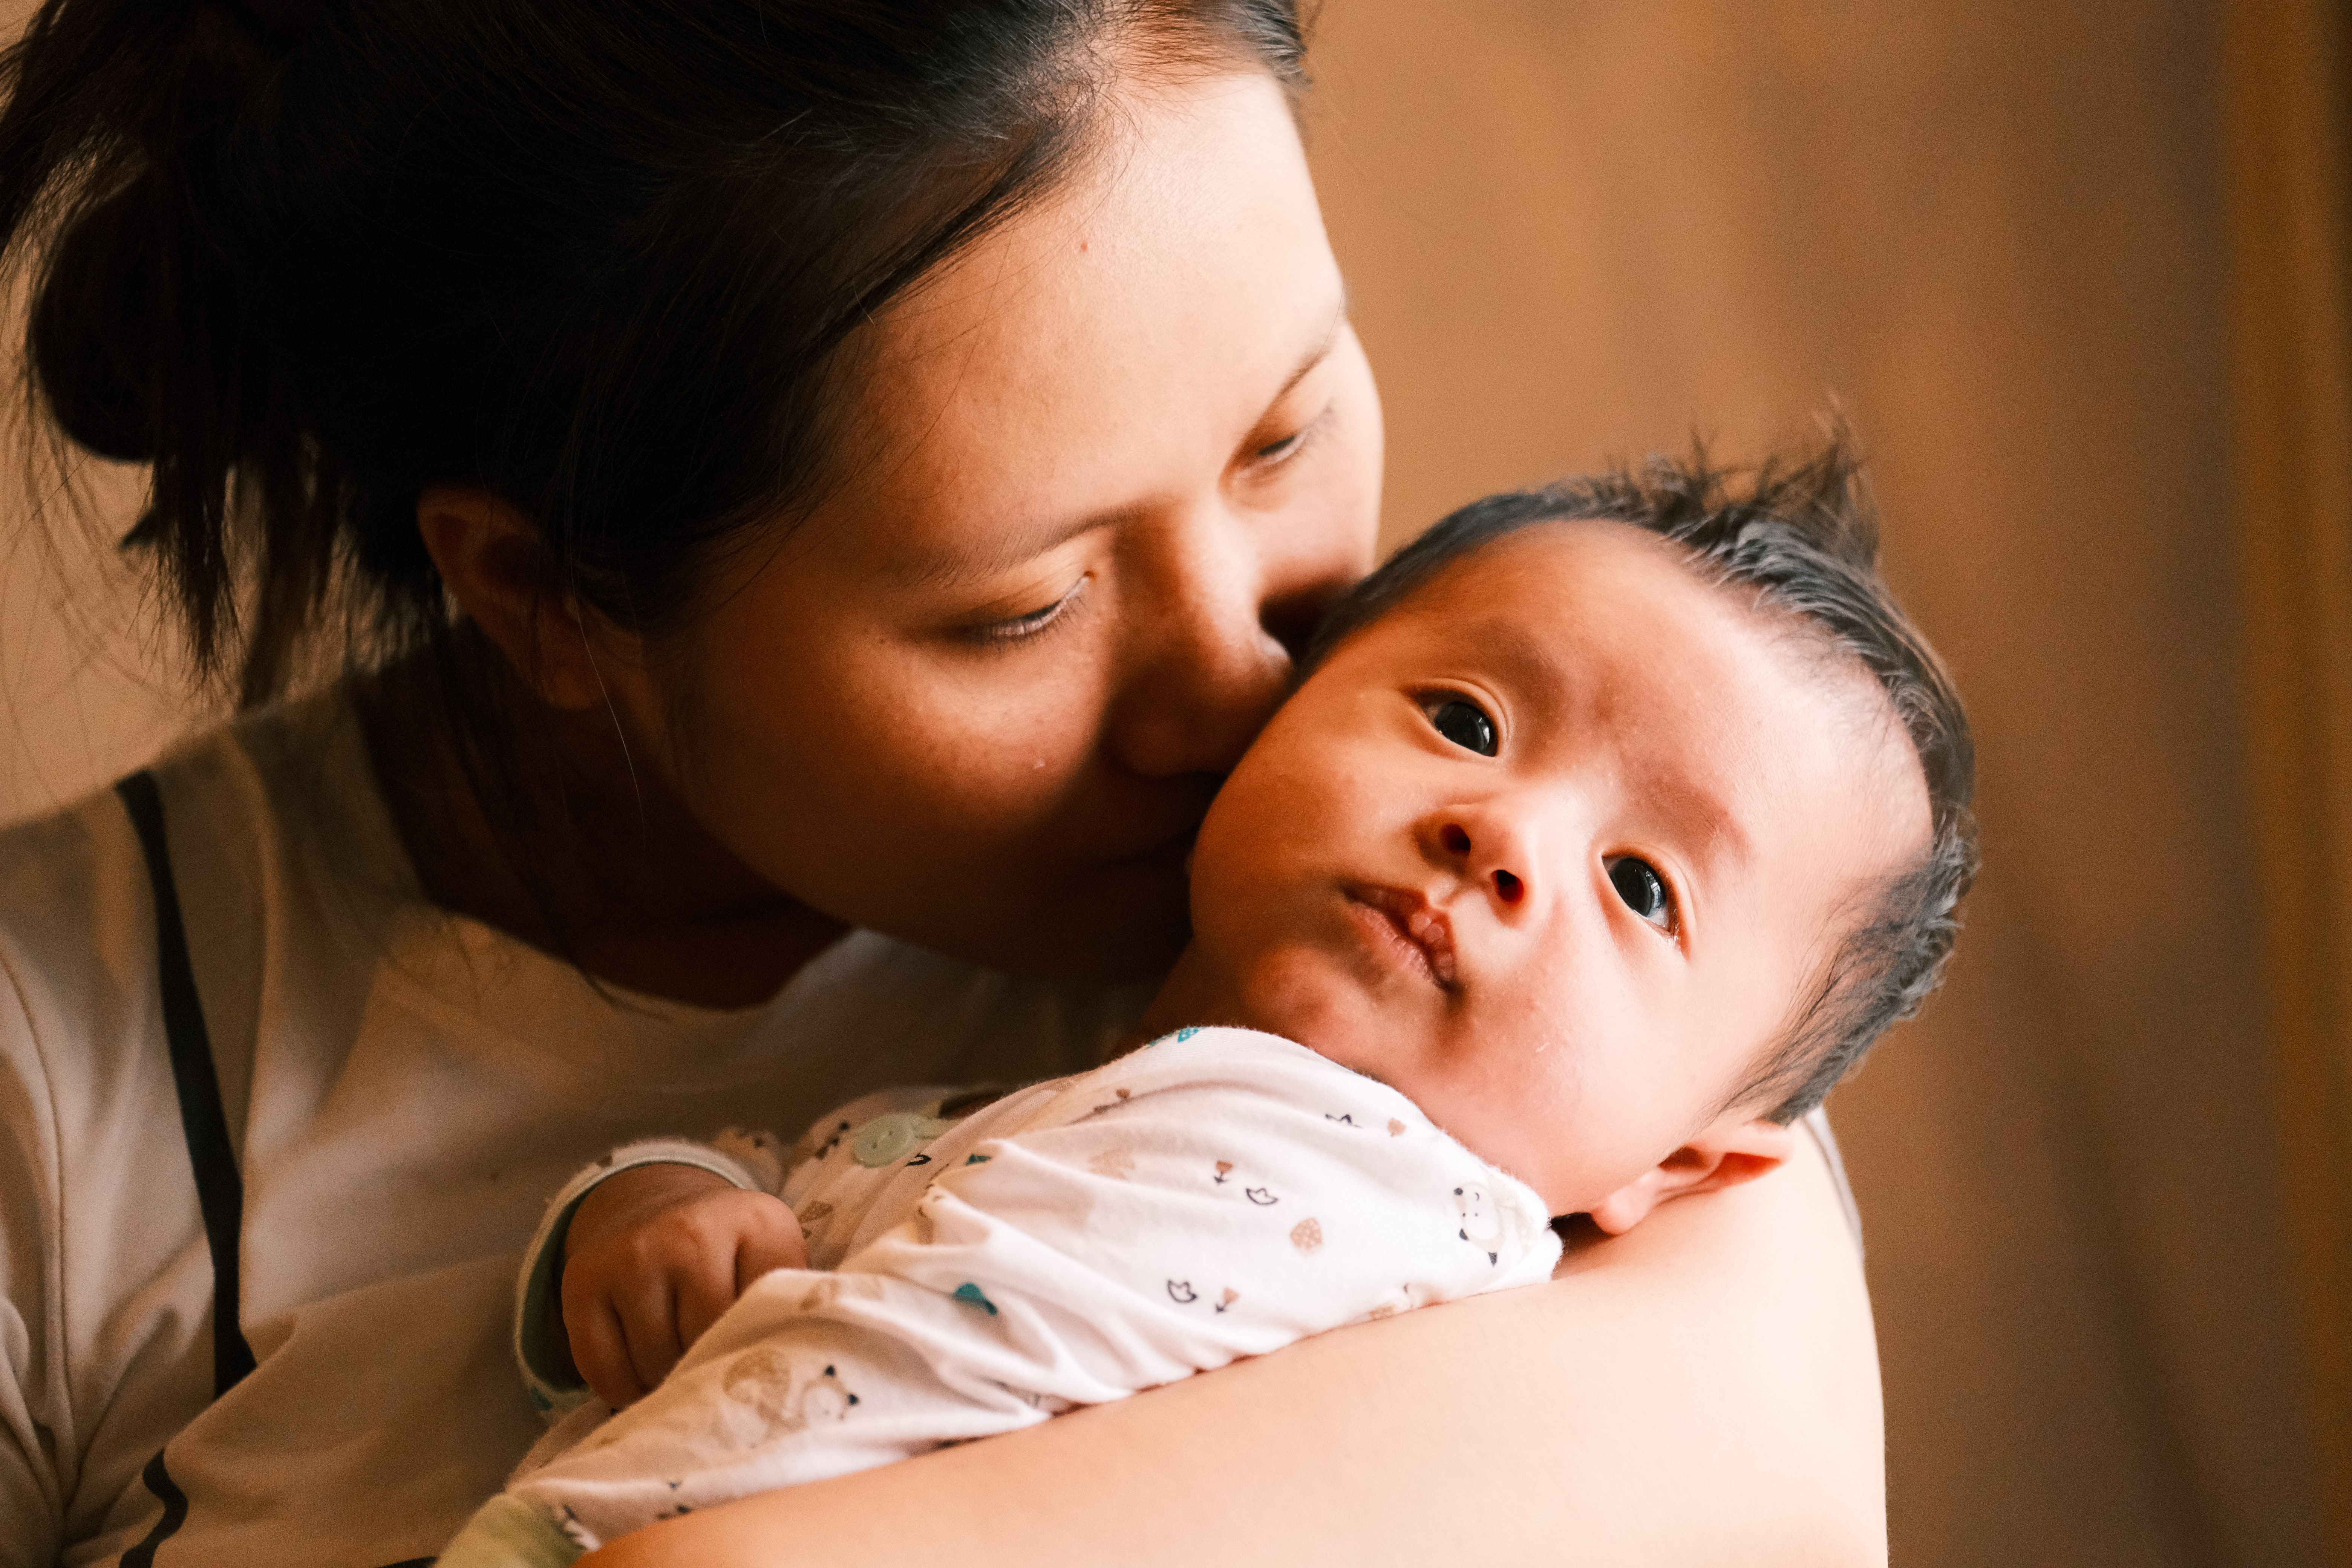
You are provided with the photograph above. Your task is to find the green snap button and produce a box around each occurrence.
[850,1113,953,1167]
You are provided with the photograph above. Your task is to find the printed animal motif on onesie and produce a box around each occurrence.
[711,1344,861,1446]
[1358,1282,1427,1323]
[556,1504,597,1550]
[1207,1158,1279,1206]
[1455,1184,1502,1264]
[712,1125,788,1192]
[803,1117,855,1164]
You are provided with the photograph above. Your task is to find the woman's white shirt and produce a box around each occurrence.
[0,694,1147,1567]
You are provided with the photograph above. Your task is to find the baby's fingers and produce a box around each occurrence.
[735,1199,809,1289]
[611,1271,687,1397]
[567,1294,652,1410]
[674,1250,746,1355]
[675,1199,804,1348]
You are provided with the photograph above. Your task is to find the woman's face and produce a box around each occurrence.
[604,71,1383,982]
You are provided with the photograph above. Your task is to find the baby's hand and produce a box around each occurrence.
[559,1163,807,1408]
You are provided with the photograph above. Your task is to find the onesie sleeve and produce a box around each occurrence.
[507,1075,971,1421]
[508,1075,990,1418]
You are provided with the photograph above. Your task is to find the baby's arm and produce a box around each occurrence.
[454,1030,1559,1563]
[517,1093,946,1416]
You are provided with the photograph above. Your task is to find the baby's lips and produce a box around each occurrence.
[1401,905,1459,986]
[1346,881,1465,992]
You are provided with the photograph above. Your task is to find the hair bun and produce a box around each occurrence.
[31,178,187,463]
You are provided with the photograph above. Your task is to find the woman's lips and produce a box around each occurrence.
[1343,884,1459,990]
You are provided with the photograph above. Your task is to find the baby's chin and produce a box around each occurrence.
[1218,944,1402,1058]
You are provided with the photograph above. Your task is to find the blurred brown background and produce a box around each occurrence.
[3,2,2346,1563]
[1303,2,2347,1564]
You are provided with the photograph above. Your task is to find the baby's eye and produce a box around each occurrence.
[1429,698,1498,756]
[1606,856,1675,931]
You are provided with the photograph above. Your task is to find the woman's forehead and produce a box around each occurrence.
[817,71,1343,560]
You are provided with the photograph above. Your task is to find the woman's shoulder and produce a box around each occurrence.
[0,691,399,1103]
[0,689,391,931]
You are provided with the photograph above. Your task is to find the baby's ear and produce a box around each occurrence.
[1585,1117,1797,1236]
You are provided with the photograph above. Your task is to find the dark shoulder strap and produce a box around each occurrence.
[115,770,257,1398]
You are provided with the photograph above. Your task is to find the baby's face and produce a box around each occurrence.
[1173,519,1928,1216]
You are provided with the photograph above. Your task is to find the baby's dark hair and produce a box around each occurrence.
[1305,438,1977,1122]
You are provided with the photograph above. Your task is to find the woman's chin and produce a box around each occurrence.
[962,859,1194,985]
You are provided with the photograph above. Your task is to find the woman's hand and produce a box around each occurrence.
[562,1165,807,1408]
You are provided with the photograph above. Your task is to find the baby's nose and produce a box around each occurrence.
[1438,821,1527,906]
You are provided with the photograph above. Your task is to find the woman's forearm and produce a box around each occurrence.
[580,1135,1885,1568]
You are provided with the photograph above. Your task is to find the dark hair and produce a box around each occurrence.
[0,0,1308,705]
[1308,439,1978,1123]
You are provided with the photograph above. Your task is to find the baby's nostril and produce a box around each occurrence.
[1441,824,1471,855]
[1494,869,1524,905]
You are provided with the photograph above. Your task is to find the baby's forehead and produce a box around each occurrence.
[1374,519,1929,864]
[1382,521,1792,681]
[1425,520,1894,712]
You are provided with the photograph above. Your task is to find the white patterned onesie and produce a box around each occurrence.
[441,1026,1562,1566]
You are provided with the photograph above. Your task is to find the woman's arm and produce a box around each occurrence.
[581,1132,1884,1568]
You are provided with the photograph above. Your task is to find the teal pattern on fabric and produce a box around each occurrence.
[952,1282,999,1316]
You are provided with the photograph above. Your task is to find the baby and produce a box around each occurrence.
[443,442,1975,1565]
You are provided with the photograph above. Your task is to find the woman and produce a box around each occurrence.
[0,2,1884,1563]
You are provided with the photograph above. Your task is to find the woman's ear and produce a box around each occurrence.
[1585,1116,1798,1236]
[415,485,625,711]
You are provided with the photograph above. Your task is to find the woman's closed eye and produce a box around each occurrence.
[1605,855,1677,933]
[963,576,1089,648]
[1240,397,1333,473]
[1252,429,1308,464]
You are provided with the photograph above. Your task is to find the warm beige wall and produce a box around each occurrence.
[0,0,188,822]
[1305,2,2321,1563]
[0,446,187,822]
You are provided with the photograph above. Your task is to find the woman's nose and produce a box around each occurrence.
[1430,810,1535,914]
[1105,510,1347,779]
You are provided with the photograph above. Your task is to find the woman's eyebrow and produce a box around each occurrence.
[1258,296,1348,416]
[888,509,1133,593]
[890,298,1352,593]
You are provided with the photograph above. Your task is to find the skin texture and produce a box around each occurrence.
[384,64,1887,1567]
